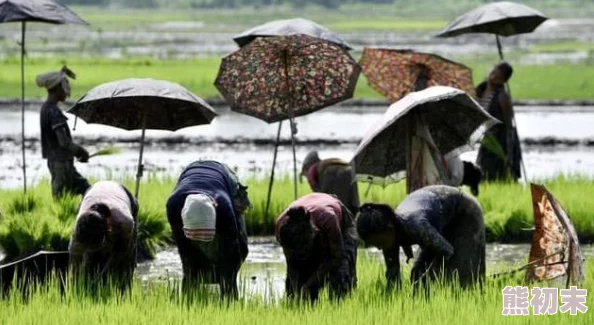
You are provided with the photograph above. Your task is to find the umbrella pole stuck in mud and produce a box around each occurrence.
[134,116,147,198]
[290,117,298,200]
[20,22,27,193]
[264,121,283,220]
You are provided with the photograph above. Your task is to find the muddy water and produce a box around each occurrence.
[2,108,594,188]
[136,239,594,299]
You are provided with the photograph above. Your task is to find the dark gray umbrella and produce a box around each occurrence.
[0,0,88,193]
[435,1,548,59]
[352,86,499,187]
[68,78,218,197]
[233,17,351,50]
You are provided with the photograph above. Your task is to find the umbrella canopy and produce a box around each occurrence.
[68,78,217,197]
[215,34,360,124]
[352,86,499,185]
[526,184,584,287]
[435,1,548,38]
[68,78,217,131]
[0,0,88,25]
[1,0,88,194]
[233,17,351,50]
[360,47,475,103]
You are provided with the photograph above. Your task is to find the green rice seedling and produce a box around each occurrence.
[0,258,592,324]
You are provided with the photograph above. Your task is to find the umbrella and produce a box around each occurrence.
[215,34,360,205]
[351,86,499,187]
[359,47,475,103]
[233,17,351,50]
[1,251,69,295]
[526,184,584,287]
[68,78,217,197]
[435,1,548,59]
[0,0,89,193]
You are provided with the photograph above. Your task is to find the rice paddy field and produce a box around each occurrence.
[1,57,593,101]
[0,257,592,324]
[1,175,594,264]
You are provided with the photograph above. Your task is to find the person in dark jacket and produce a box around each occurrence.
[475,61,521,181]
[37,66,90,199]
[301,151,359,214]
[166,161,250,299]
[69,181,138,293]
[276,193,357,302]
[356,185,485,292]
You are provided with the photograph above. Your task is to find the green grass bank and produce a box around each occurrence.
[1,176,593,263]
[1,57,593,101]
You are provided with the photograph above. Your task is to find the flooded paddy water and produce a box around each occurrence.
[1,105,594,187]
[136,239,594,299]
[1,18,593,61]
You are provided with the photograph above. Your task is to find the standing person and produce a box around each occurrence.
[475,61,521,181]
[37,66,90,199]
[413,66,483,196]
[69,181,138,293]
[166,161,250,299]
[276,193,357,302]
[356,185,485,292]
[301,151,359,214]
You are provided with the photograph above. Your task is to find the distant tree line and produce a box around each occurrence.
[57,0,592,10]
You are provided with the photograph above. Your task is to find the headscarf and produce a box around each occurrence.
[181,193,217,242]
[35,66,76,96]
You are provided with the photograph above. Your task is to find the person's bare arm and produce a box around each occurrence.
[55,126,89,162]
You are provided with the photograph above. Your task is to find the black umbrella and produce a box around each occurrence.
[435,1,548,59]
[233,17,351,50]
[0,0,89,193]
[68,78,218,197]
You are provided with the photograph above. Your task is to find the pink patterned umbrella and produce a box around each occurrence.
[215,34,360,123]
[360,48,475,103]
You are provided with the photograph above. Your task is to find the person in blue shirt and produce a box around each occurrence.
[166,161,250,299]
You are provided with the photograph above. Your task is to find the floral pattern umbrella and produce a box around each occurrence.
[215,34,360,123]
[526,184,584,287]
[352,86,499,186]
[360,47,475,103]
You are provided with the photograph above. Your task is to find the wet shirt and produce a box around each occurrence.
[396,185,464,258]
[167,161,238,237]
[69,181,135,255]
[40,101,73,160]
[275,193,344,249]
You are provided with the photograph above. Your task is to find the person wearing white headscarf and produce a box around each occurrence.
[37,66,90,199]
[166,160,251,299]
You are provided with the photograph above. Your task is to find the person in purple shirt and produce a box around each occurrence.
[166,160,250,299]
[276,193,357,302]
[356,185,485,293]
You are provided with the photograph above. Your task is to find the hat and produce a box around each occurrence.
[36,66,76,96]
[181,194,216,242]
